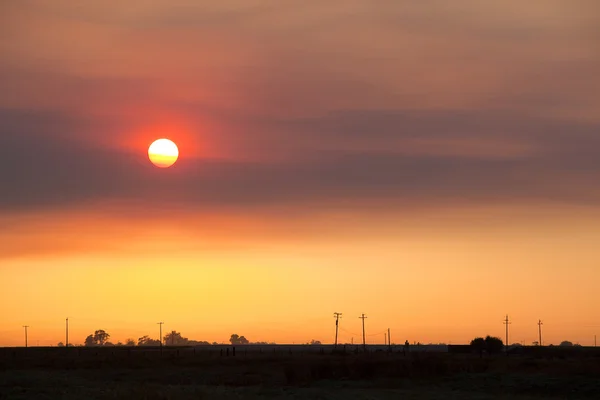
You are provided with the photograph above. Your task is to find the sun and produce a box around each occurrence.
[148,139,179,168]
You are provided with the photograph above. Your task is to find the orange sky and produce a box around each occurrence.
[2,202,599,346]
[1,0,599,346]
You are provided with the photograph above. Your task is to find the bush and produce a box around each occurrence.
[470,337,486,354]
[485,336,504,354]
[470,336,504,355]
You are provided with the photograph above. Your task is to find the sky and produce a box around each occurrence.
[1,0,599,347]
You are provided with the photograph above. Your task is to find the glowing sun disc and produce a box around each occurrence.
[148,139,179,168]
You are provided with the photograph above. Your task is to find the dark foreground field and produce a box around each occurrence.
[1,347,599,399]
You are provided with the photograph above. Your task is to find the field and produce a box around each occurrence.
[1,346,599,399]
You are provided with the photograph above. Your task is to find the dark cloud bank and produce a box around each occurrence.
[1,106,599,213]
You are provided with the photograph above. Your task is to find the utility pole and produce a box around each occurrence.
[384,333,386,345]
[157,322,164,354]
[388,328,391,351]
[503,315,510,353]
[66,318,69,348]
[23,326,29,348]
[359,314,367,352]
[333,313,342,348]
[594,335,596,347]
[538,320,543,346]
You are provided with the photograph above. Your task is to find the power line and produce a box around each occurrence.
[366,330,387,337]
[359,314,367,352]
[339,327,361,337]
[333,313,342,348]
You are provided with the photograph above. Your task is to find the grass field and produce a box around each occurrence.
[1,347,599,399]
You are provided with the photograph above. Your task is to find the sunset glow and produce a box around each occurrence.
[1,0,598,349]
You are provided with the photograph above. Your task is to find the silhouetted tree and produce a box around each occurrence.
[188,340,210,345]
[309,339,322,345]
[57,342,65,347]
[138,335,161,346]
[164,331,189,346]
[470,336,503,355]
[470,337,486,356]
[104,341,114,347]
[560,341,574,347]
[229,334,249,345]
[485,336,504,354]
[93,330,110,346]
[84,335,95,347]
[125,338,136,346]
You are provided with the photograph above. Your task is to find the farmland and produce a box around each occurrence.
[1,345,599,399]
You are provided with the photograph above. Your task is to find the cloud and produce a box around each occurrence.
[1,104,600,215]
[1,0,599,215]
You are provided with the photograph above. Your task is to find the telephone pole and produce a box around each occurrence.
[333,313,342,348]
[537,320,543,346]
[503,315,510,353]
[66,318,69,348]
[157,322,164,354]
[388,328,391,351]
[359,314,367,351]
[23,326,29,348]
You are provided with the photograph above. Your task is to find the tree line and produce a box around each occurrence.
[57,330,580,348]
[58,330,321,347]
[468,335,582,356]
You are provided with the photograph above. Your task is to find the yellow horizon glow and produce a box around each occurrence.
[1,203,600,347]
[148,139,179,168]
